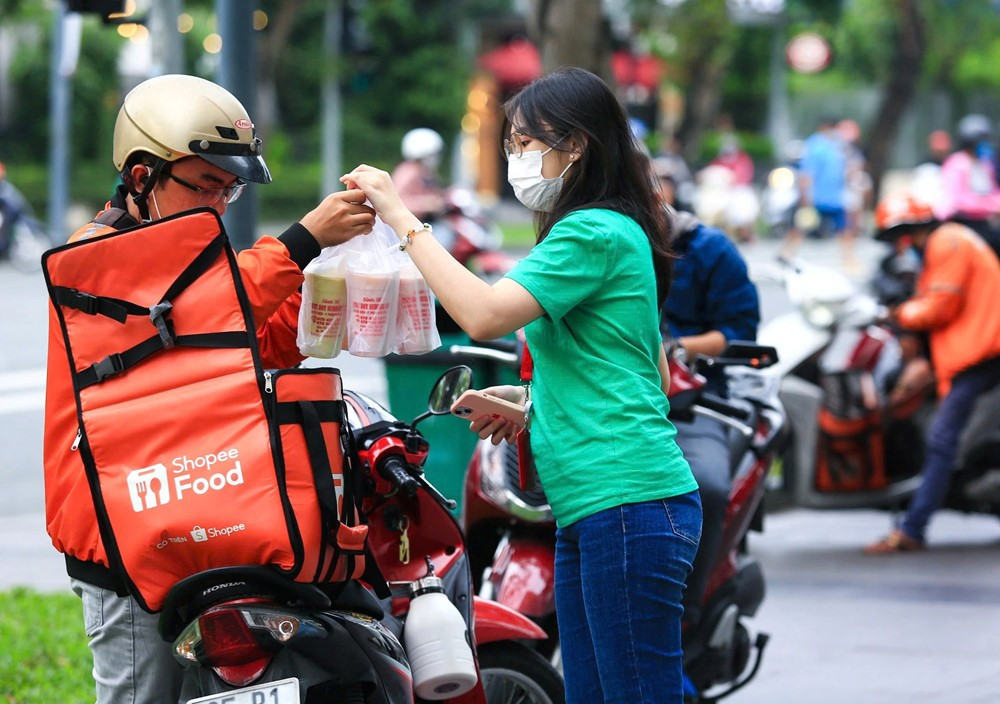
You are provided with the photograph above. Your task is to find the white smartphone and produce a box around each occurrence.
[450,389,525,428]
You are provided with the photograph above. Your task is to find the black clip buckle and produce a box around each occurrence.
[93,353,125,382]
[71,289,98,315]
[149,301,175,349]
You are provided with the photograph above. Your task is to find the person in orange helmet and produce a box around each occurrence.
[865,194,1000,553]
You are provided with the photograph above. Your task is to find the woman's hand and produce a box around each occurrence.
[340,164,417,235]
[468,385,525,446]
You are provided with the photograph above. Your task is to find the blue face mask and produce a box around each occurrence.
[975,141,994,160]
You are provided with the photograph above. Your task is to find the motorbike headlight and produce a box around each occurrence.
[479,440,509,507]
[768,166,796,190]
[478,440,553,523]
[804,299,842,328]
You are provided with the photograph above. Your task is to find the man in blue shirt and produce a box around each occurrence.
[660,205,760,625]
[799,116,847,238]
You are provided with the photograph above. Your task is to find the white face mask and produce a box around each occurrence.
[507,146,573,212]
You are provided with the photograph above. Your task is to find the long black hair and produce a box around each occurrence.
[503,67,673,305]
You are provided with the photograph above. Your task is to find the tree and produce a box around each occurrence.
[864,0,925,197]
[525,0,612,80]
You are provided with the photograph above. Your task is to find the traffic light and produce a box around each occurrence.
[66,0,129,25]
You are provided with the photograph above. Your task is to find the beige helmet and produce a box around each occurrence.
[113,74,271,185]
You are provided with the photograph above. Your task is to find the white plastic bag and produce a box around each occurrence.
[298,250,349,358]
[346,224,400,358]
[394,262,441,355]
[297,218,442,358]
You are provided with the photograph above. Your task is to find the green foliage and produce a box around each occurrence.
[266,0,473,176]
[719,27,773,130]
[3,15,123,165]
[0,588,93,704]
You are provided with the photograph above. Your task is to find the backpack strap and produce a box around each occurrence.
[68,233,245,390]
[93,207,139,230]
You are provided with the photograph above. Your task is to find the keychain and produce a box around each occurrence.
[398,516,411,565]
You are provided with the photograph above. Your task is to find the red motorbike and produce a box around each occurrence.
[158,367,564,703]
[460,343,786,703]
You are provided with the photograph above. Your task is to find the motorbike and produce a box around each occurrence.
[757,255,1000,514]
[157,366,565,704]
[459,341,787,703]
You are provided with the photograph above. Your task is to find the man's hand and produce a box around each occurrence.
[300,188,376,248]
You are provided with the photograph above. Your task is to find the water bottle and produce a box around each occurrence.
[403,558,478,700]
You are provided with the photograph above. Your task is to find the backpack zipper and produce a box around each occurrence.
[71,428,82,452]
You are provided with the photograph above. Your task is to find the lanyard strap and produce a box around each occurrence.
[520,343,534,383]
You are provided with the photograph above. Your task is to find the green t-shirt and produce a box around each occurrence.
[505,208,697,527]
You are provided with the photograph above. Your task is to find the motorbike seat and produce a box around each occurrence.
[324,579,385,620]
[159,566,383,640]
[726,398,759,472]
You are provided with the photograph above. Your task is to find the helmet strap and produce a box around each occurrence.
[130,159,167,222]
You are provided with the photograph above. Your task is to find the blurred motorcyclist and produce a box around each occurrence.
[0,161,29,260]
[657,169,761,623]
[391,127,457,250]
[392,127,447,218]
[865,194,1000,553]
[935,114,1000,256]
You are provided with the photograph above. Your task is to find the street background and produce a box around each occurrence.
[2,230,998,704]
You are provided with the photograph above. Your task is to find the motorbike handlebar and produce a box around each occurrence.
[447,344,519,366]
[378,456,419,498]
[697,393,754,423]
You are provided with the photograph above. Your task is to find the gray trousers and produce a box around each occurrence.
[71,578,182,704]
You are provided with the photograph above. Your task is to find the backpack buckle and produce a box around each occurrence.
[93,353,125,382]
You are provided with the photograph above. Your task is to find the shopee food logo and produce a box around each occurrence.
[126,449,244,512]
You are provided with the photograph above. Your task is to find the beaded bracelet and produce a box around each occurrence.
[399,223,433,251]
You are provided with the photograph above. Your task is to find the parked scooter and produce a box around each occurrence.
[460,342,786,703]
[157,367,564,704]
[758,256,1000,513]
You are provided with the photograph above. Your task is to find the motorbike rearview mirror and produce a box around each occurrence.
[406,366,474,453]
[426,365,474,415]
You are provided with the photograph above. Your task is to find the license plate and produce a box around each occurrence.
[187,677,299,704]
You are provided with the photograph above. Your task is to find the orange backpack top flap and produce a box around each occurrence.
[42,210,300,611]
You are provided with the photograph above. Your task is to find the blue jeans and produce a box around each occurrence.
[902,358,1000,541]
[554,492,702,704]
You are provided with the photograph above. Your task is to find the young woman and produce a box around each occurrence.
[343,67,701,704]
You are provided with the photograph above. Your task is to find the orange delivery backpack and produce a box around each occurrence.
[43,209,370,612]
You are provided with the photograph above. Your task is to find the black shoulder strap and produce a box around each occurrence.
[93,207,139,231]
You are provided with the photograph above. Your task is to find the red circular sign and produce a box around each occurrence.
[786,33,832,73]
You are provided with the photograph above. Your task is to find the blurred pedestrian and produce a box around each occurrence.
[655,134,695,211]
[798,116,847,241]
[911,129,953,206]
[837,119,871,271]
